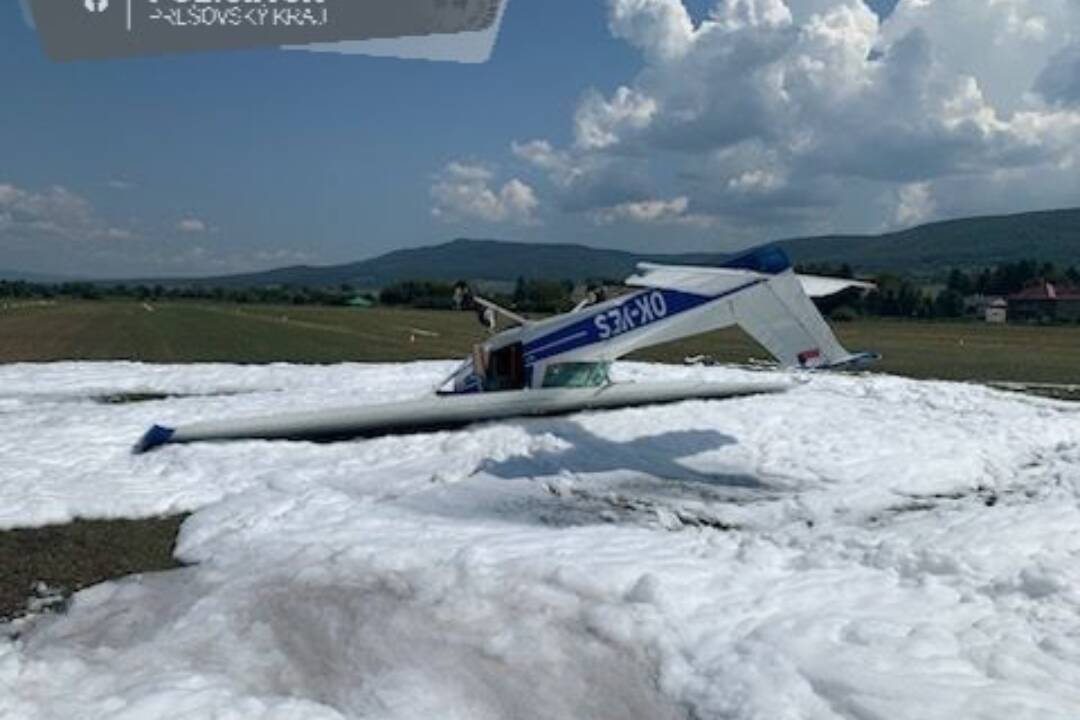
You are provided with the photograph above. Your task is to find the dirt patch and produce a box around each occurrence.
[990,382,1080,403]
[0,515,189,622]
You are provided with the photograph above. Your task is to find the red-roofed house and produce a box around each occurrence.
[1008,281,1080,323]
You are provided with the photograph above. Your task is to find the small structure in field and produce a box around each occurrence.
[346,296,375,309]
[1008,282,1080,323]
[985,298,1007,324]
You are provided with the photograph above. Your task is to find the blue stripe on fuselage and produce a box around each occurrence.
[523,280,764,365]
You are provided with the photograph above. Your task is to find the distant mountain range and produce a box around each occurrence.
[777,207,1080,273]
[186,239,658,288]
[189,208,1078,287]
[0,269,72,283]
[5,208,1079,288]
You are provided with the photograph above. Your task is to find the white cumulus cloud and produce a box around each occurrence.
[892,181,936,227]
[575,86,659,150]
[0,183,121,241]
[591,195,691,223]
[177,218,208,234]
[431,162,540,225]
[498,0,1080,242]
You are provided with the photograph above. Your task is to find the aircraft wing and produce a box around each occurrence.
[797,274,876,298]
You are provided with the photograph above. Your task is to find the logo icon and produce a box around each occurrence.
[84,0,109,12]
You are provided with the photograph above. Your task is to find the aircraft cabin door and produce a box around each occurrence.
[484,342,526,391]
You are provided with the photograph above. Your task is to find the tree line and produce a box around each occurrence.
[800,260,1080,321]
[3,258,1077,321]
[0,281,374,307]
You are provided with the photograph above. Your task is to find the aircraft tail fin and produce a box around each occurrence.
[629,244,877,370]
[731,270,871,369]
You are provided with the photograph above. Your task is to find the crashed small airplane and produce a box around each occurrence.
[135,245,876,453]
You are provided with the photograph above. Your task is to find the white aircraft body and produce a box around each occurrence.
[440,244,876,395]
[135,245,874,453]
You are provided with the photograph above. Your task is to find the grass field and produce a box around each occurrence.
[1,300,1078,385]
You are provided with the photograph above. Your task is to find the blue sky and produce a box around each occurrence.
[4,0,1077,277]
[2,1,637,275]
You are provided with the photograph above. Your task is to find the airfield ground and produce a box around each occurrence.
[1,300,1078,385]
[0,300,1077,622]
[0,516,186,622]
[4,361,1080,716]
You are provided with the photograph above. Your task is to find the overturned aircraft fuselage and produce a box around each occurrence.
[135,245,875,453]
[440,244,876,395]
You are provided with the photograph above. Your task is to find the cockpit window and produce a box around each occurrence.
[541,362,610,389]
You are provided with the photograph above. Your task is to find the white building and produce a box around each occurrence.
[985,298,1007,323]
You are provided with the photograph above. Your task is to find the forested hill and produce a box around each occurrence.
[92,207,1080,287]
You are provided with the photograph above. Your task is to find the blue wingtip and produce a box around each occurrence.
[134,424,176,454]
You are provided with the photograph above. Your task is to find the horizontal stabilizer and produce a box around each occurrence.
[797,274,876,298]
[629,265,874,299]
[627,263,764,295]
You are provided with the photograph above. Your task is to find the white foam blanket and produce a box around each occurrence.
[1,361,1079,719]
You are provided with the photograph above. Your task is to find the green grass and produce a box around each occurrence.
[635,319,1080,385]
[0,515,188,623]
[1,300,1078,385]
[0,301,488,364]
